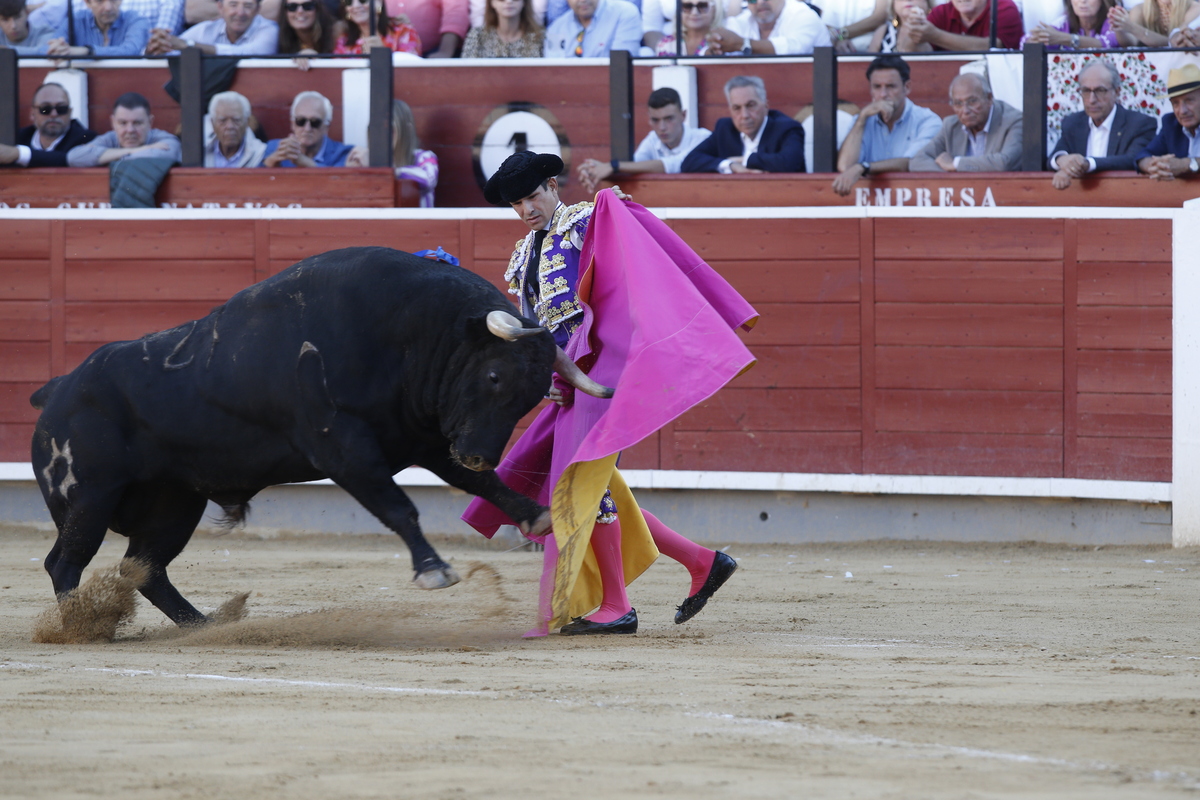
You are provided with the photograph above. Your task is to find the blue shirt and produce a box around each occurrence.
[56,9,150,55]
[178,14,279,55]
[546,0,640,24]
[262,136,354,168]
[859,99,943,163]
[543,0,642,57]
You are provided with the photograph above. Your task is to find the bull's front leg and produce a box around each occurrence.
[423,457,551,537]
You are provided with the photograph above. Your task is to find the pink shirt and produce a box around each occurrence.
[383,0,469,53]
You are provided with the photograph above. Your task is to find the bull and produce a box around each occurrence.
[30,246,611,626]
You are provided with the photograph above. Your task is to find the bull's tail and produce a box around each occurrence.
[30,377,65,411]
[215,502,251,530]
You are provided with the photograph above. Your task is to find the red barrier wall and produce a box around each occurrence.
[0,213,1171,482]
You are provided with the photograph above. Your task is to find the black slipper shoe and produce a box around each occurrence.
[559,608,638,635]
[675,552,737,624]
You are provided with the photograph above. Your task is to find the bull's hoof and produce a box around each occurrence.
[520,508,552,538]
[412,564,461,590]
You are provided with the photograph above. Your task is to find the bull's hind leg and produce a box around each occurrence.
[116,486,209,626]
[44,491,123,601]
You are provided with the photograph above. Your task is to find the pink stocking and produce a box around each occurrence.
[523,534,558,638]
[586,519,632,623]
[642,509,716,596]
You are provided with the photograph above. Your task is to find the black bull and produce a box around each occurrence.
[29,246,604,627]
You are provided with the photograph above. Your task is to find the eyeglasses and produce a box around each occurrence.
[36,103,71,116]
[294,116,325,128]
[285,1,315,10]
[681,2,710,11]
[949,96,984,109]
[1080,87,1112,98]
[573,28,584,56]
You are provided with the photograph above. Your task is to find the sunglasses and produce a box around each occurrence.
[285,1,315,10]
[681,2,710,10]
[294,116,325,128]
[36,103,71,116]
[345,0,371,6]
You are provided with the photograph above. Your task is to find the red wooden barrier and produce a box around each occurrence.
[0,213,1172,483]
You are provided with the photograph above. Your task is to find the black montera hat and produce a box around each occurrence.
[483,151,564,206]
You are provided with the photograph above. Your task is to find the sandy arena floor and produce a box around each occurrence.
[1,522,1198,799]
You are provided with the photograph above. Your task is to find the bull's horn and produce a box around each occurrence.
[487,310,544,341]
[555,347,615,399]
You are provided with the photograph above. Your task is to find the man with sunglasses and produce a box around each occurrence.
[0,0,58,52]
[707,0,829,56]
[262,91,354,167]
[543,0,640,57]
[0,83,98,168]
[146,0,277,54]
[1049,60,1155,191]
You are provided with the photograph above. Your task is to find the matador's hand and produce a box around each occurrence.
[610,185,632,202]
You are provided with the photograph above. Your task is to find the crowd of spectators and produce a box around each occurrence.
[9,0,1200,58]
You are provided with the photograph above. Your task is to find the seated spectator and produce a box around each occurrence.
[707,0,830,55]
[392,99,438,206]
[833,55,941,195]
[462,0,543,56]
[1,0,58,51]
[823,0,888,52]
[867,0,933,51]
[1024,0,1119,48]
[32,0,182,33]
[543,0,640,57]
[278,0,334,63]
[68,92,181,166]
[902,0,1024,50]
[682,75,805,173]
[1049,60,1156,189]
[577,87,711,192]
[146,0,277,54]
[910,72,1023,172]
[45,0,151,56]
[653,0,722,55]
[1111,0,1199,46]
[205,91,266,167]
[1136,64,1200,181]
[262,91,353,167]
[469,0,546,28]
[334,0,422,53]
[0,83,98,168]
[384,0,468,56]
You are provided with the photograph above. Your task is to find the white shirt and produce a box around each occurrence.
[15,130,68,167]
[1049,105,1121,172]
[724,0,831,55]
[718,115,768,173]
[953,104,994,170]
[178,14,279,55]
[819,0,879,52]
[632,125,711,173]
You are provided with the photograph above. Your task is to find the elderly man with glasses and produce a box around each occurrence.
[1048,59,1156,190]
[146,0,276,54]
[706,0,830,55]
[543,0,640,57]
[909,71,1023,172]
[0,83,98,168]
[262,91,354,167]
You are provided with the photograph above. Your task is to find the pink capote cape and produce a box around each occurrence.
[462,192,758,626]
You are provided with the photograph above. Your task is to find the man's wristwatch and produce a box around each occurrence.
[1190,157,1199,173]
[742,37,752,56]
[860,161,871,175]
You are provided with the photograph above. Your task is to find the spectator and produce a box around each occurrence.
[46,0,151,56]
[147,0,278,54]
[1,0,58,51]
[653,0,723,55]
[867,0,933,51]
[68,93,181,166]
[469,0,546,28]
[1024,0,1120,48]
[0,83,98,168]
[707,0,830,55]
[544,0,640,57]
[119,0,185,33]
[1136,64,1200,181]
[278,0,334,58]
[640,0,673,50]
[384,0,468,55]
[577,87,711,192]
[832,55,941,196]
[902,0,1024,50]
[262,91,353,167]
[910,72,1023,172]
[462,0,543,56]
[823,0,888,52]
[1111,0,1199,46]
[392,99,438,206]
[1048,60,1155,189]
[682,75,805,173]
[205,91,266,167]
[335,0,422,53]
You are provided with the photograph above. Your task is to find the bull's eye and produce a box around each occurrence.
[488,371,500,385]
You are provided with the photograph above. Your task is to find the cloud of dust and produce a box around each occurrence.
[32,559,149,644]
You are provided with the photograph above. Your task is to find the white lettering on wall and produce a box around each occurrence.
[856,186,998,207]
[916,188,932,206]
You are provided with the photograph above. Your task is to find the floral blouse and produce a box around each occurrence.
[655,34,709,56]
[461,26,545,57]
[332,22,422,55]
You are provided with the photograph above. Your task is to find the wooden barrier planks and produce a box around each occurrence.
[0,219,51,461]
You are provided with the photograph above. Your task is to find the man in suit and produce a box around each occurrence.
[1136,64,1200,182]
[1049,59,1156,190]
[682,75,805,173]
[910,71,1023,172]
[0,83,98,168]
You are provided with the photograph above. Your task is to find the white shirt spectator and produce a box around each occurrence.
[724,0,831,55]
[641,0,674,37]
[819,0,878,51]
[632,125,711,172]
[718,113,766,173]
[1050,103,1116,173]
[178,13,278,54]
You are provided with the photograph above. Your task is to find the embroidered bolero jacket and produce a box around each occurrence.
[504,200,594,346]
